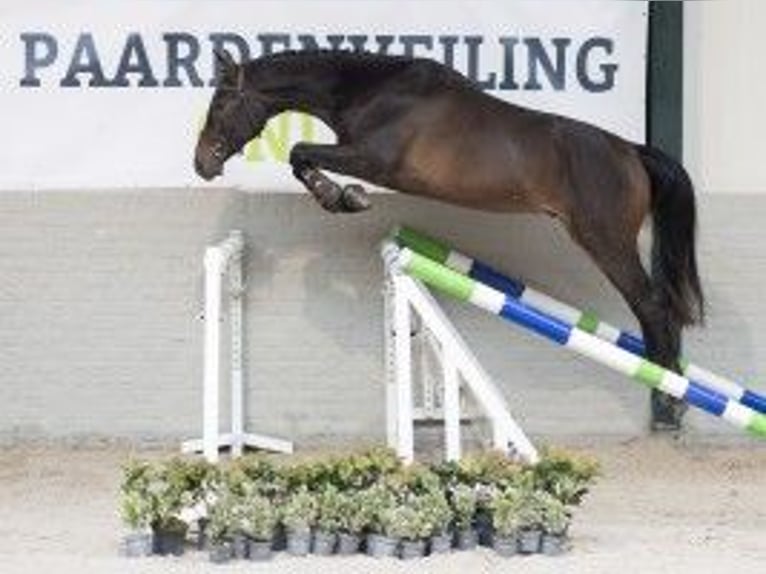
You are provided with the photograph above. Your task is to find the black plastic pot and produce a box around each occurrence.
[231,533,249,559]
[312,530,337,555]
[475,509,494,546]
[492,534,518,558]
[336,532,361,555]
[455,528,478,551]
[286,529,312,557]
[152,527,186,556]
[121,531,153,557]
[247,539,273,561]
[518,529,542,554]
[208,541,233,564]
[366,533,399,558]
[541,533,567,556]
[400,539,426,560]
[429,532,453,554]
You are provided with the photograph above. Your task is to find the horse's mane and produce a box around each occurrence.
[244,48,468,87]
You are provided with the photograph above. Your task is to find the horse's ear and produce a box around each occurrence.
[214,48,238,78]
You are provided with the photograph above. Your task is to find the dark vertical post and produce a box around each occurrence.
[647,2,684,160]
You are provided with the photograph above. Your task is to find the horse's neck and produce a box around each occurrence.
[247,56,347,131]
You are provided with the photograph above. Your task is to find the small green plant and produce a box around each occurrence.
[336,489,368,535]
[413,489,453,536]
[315,485,343,534]
[384,502,431,541]
[516,487,547,532]
[451,484,477,531]
[490,487,522,538]
[532,448,600,506]
[243,493,279,542]
[357,483,397,534]
[207,489,238,544]
[282,487,317,533]
[385,463,441,495]
[540,492,570,535]
[141,458,199,533]
[119,460,153,531]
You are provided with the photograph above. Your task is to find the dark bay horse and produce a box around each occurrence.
[194,49,704,429]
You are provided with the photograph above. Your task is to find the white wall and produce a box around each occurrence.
[685,0,766,194]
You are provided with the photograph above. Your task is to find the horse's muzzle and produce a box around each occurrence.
[194,147,223,181]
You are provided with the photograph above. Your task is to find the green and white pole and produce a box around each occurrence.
[391,245,766,439]
[393,226,766,416]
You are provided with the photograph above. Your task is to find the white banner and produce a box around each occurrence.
[0,0,647,191]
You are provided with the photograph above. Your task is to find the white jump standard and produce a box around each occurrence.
[182,231,293,463]
[382,242,539,465]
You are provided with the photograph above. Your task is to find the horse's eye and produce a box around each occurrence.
[212,141,226,159]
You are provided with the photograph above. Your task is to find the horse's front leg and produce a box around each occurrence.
[290,143,372,213]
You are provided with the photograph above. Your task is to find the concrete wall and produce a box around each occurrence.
[685,0,766,194]
[2,191,764,449]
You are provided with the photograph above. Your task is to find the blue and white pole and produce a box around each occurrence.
[391,245,766,439]
[394,226,766,416]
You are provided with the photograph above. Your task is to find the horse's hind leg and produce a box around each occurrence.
[569,226,688,430]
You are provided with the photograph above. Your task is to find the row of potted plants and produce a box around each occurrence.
[119,447,598,562]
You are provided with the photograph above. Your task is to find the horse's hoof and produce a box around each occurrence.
[650,391,688,431]
[341,184,371,212]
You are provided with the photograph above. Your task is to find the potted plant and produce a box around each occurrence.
[119,460,154,557]
[334,490,367,555]
[532,448,599,506]
[243,493,279,561]
[360,484,399,558]
[490,488,521,557]
[145,460,191,557]
[540,492,570,556]
[450,484,478,550]
[414,489,453,554]
[516,488,545,554]
[387,500,431,559]
[313,485,342,555]
[282,487,317,556]
[206,491,236,564]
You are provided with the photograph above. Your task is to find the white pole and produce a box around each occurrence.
[443,353,461,461]
[384,276,398,450]
[229,232,244,458]
[202,249,223,464]
[393,275,415,463]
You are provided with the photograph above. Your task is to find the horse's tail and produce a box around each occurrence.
[636,144,705,326]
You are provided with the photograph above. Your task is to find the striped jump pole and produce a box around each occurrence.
[390,245,766,439]
[394,226,766,416]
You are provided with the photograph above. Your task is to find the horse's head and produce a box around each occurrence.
[194,50,269,181]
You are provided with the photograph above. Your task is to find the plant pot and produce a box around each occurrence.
[286,529,313,557]
[400,539,426,560]
[152,528,186,556]
[455,528,478,551]
[365,533,399,558]
[208,541,233,564]
[312,530,337,555]
[518,529,542,554]
[541,533,567,556]
[196,518,209,550]
[247,539,274,562]
[336,532,361,555]
[121,531,153,557]
[429,532,453,554]
[475,509,494,546]
[231,533,249,559]
[492,534,518,558]
[273,524,287,551]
